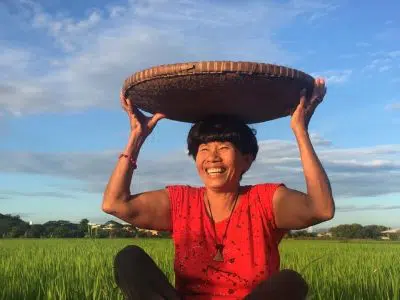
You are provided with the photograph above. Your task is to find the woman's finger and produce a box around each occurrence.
[316,78,326,97]
[297,89,307,110]
[310,79,326,106]
[125,98,135,115]
[120,91,129,112]
[148,113,166,130]
[290,95,305,117]
[153,113,166,122]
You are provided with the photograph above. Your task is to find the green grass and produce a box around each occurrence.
[0,239,399,300]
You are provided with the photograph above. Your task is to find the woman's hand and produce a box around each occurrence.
[290,78,327,134]
[120,90,166,138]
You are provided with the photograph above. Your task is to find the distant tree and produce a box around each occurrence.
[95,229,109,238]
[330,224,363,239]
[9,224,29,238]
[289,230,316,238]
[42,220,80,238]
[79,219,90,237]
[361,225,389,239]
[158,231,172,238]
[329,224,390,239]
[388,232,400,241]
[53,226,72,238]
[0,214,29,237]
[25,224,45,238]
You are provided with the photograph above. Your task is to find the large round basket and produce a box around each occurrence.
[121,61,315,124]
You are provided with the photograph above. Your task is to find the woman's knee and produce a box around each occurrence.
[114,245,147,267]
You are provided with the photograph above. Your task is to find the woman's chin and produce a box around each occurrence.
[202,177,236,190]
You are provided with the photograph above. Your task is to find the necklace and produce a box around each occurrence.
[205,190,240,262]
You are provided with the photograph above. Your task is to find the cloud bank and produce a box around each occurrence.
[1,136,399,199]
[0,0,338,116]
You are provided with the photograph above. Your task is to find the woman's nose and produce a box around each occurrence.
[207,150,222,162]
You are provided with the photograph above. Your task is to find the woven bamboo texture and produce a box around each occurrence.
[122,61,315,123]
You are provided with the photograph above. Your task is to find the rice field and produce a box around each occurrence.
[0,239,399,300]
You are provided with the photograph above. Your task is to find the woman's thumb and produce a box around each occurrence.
[149,113,166,129]
[154,113,166,122]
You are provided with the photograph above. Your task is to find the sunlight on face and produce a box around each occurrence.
[195,141,251,191]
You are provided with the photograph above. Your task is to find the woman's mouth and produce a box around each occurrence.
[206,167,226,176]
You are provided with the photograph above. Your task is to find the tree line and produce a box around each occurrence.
[1,213,398,240]
[287,224,399,240]
[0,214,171,239]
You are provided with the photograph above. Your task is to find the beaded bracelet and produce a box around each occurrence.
[119,153,137,170]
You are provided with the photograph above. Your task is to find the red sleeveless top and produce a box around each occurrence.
[166,183,287,299]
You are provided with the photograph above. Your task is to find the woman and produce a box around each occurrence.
[102,78,334,300]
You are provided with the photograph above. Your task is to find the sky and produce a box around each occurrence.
[0,0,399,229]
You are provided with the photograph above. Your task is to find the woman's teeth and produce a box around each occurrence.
[206,168,226,175]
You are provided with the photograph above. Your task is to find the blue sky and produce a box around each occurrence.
[0,0,399,228]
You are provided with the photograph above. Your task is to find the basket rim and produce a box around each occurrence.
[121,61,315,97]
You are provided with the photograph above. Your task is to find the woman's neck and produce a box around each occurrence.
[205,186,241,213]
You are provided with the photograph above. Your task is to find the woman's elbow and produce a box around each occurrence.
[101,195,118,214]
[316,203,335,222]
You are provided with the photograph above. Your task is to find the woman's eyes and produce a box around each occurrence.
[199,145,230,152]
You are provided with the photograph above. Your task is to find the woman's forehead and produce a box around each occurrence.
[199,141,232,146]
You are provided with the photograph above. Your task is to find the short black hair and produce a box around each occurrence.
[187,114,259,160]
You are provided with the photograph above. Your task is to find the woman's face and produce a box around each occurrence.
[195,141,252,191]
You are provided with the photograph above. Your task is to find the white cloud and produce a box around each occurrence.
[311,70,352,84]
[363,58,391,72]
[309,132,333,146]
[0,0,338,117]
[291,0,339,23]
[336,204,400,212]
[388,50,400,58]
[15,0,103,52]
[356,42,371,47]
[0,190,75,199]
[339,53,356,59]
[376,27,400,42]
[385,102,400,111]
[0,47,31,69]
[1,138,399,199]
[108,5,125,18]
[363,50,400,73]
[379,65,392,72]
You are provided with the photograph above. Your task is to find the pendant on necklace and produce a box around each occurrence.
[213,244,224,262]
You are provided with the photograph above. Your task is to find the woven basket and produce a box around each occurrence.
[121,61,315,124]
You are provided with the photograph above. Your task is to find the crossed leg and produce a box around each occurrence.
[114,245,308,300]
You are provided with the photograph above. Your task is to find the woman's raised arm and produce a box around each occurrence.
[101,93,171,231]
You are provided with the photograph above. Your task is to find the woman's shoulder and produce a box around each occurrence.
[165,184,203,200]
[244,182,286,199]
[246,182,285,191]
[166,184,203,192]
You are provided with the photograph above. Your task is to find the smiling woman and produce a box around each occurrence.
[101,78,334,300]
[188,115,259,192]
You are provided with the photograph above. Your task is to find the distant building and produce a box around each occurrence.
[381,228,400,240]
[317,232,332,238]
[137,228,159,236]
[381,228,400,233]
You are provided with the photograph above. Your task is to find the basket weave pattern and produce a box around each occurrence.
[122,61,315,123]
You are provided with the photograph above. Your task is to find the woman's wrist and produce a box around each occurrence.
[293,127,309,140]
[124,131,146,159]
